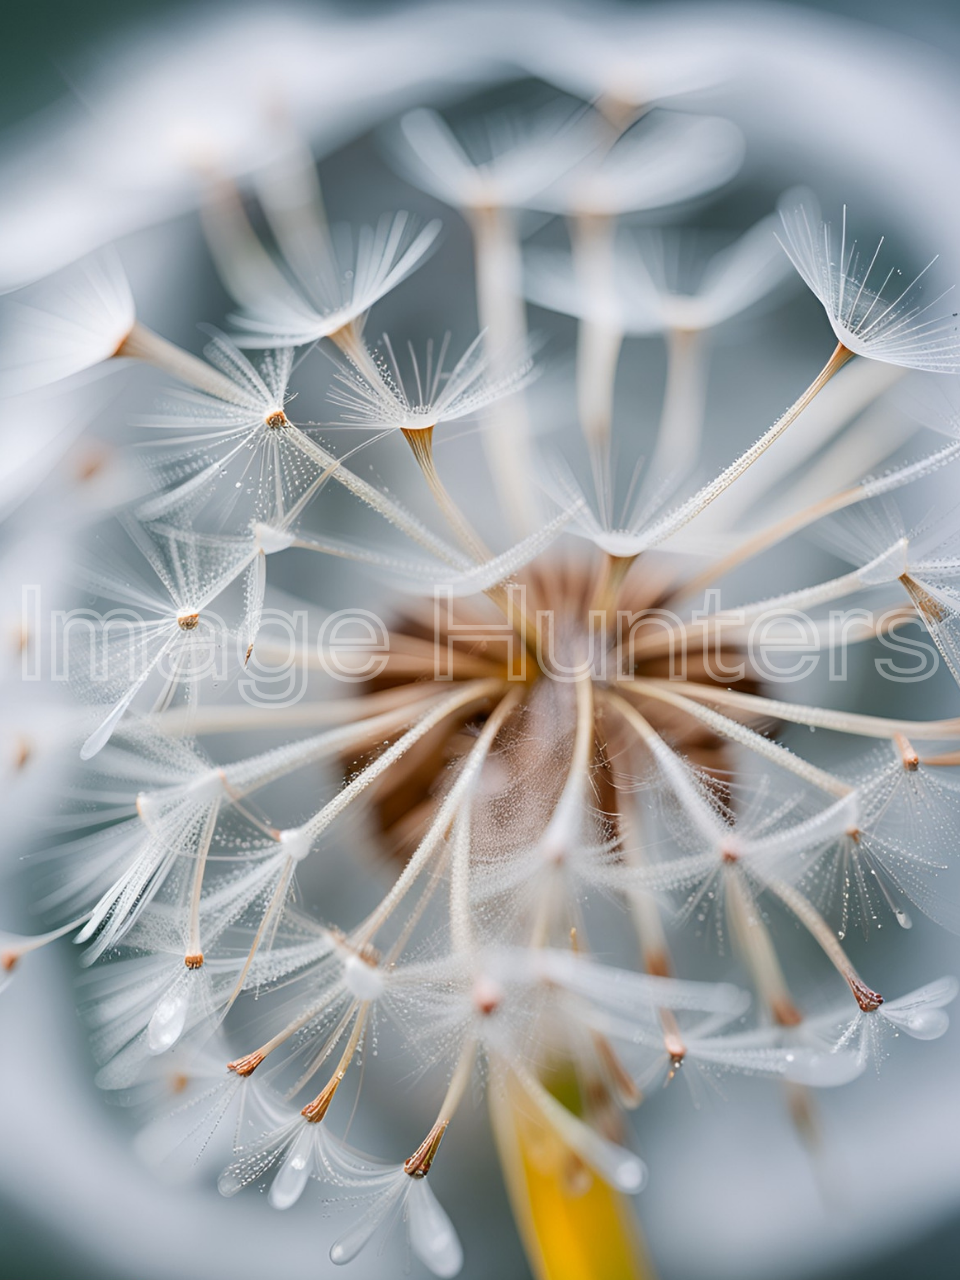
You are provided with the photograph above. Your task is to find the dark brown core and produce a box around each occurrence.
[348,551,764,867]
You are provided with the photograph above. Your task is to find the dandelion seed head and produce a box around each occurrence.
[7,28,960,1280]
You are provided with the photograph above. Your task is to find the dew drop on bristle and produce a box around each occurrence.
[343,953,385,1001]
[147,990,189,1053]
[269,1140,311,1210]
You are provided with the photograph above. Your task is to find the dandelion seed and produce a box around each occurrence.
[133,1048,276,1181]
[219,1105,357,1208]
[526,214,793,337]
[526,212,793,470]
[0,919,85,993]
[0,251,135,396]
[821,976,959,1069]
[391,102,597,214]
[75,519,259,758]
[532,112,745,219]
[224,211,442,351]
[135,336,323,532]
[328,331,537,437]
[328,1157,463,1277]
[778,191,960,371]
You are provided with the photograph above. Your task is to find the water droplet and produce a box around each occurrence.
[147,989,189,1053]
[343,953,384,1001]
[269,1139,311,1210]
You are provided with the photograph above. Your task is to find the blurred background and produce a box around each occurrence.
[3,2,960,1279]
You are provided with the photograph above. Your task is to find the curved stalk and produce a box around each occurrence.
[618,679,851,798]
[358,686,518,941]
[639,341,854,551]
[675,439,960,606]
[630,679,960,741]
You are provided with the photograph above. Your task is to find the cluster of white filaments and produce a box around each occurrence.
[7,83,960,1278]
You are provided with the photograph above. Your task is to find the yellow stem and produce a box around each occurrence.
[490,1065,654,1280]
